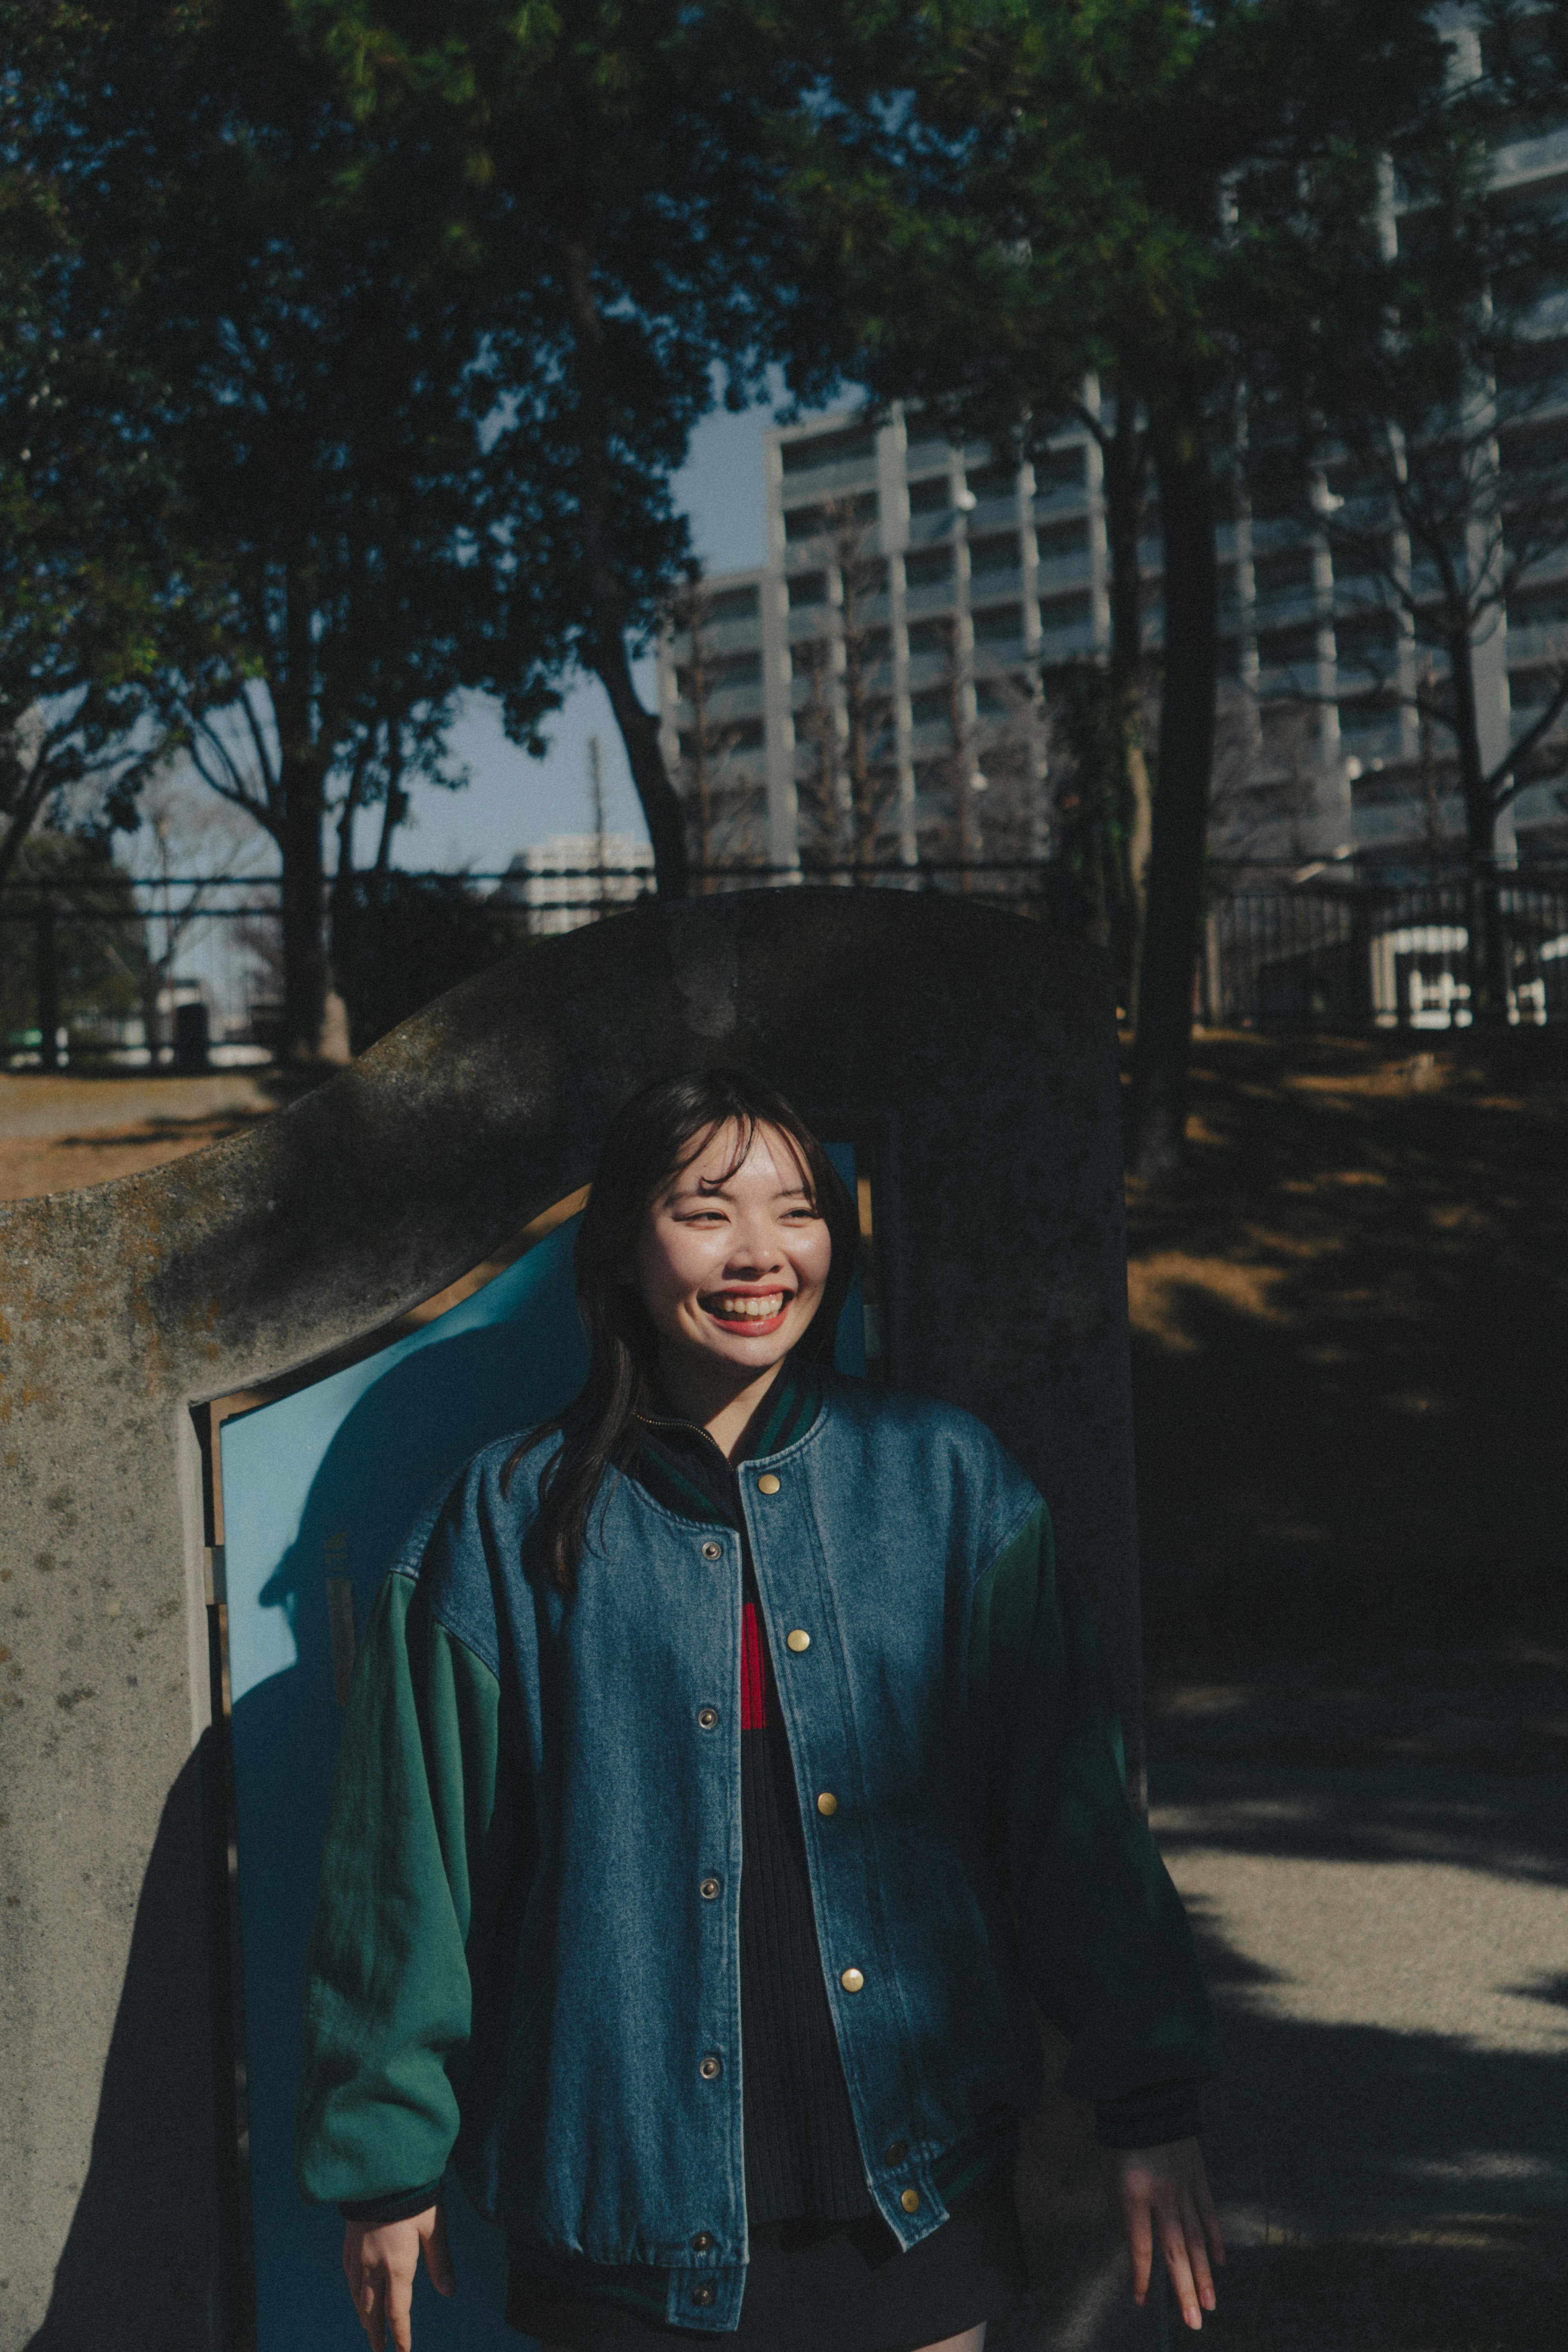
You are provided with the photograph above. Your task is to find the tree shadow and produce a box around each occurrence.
[1139,1765,1568,2352]
[1126,1031,1568,1660]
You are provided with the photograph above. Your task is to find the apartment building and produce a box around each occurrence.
[658,116,1568,881]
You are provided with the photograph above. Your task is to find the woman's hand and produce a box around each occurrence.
[1099,2137,1225,2331]
[341,2204,455,2352]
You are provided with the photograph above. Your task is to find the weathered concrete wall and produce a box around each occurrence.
[0,892,1150,2350]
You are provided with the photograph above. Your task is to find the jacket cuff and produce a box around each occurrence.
[339,2181,445,2227]
[1094,2082,1203,2150]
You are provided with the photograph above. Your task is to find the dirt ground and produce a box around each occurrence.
[0,1070,286,1199]
[1126,1026,1568,1659]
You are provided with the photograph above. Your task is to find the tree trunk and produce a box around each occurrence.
[559,231,688,900]
[1449,628,1509,1022]
[279,750,329,1061]
[1128,391,1218,1181]
[1102,391,1152,1013]
[330,773,363,1051]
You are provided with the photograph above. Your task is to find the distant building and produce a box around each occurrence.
[662,98,1568,883]
[498,834,654,936]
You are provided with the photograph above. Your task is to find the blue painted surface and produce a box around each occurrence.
[221,1148,862,2348]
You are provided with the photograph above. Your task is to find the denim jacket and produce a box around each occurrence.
[296,1373,1215,2332]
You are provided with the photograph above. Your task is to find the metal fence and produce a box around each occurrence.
[0,859,1056,1069]
[6,858,1566,1070]
[1200,871,1568,1030]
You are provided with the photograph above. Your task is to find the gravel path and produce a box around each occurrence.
[1149,1678,1568,2352]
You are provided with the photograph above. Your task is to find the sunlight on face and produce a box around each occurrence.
[633,1120,832,1386]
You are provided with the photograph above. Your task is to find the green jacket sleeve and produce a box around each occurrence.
[295,1566,508,2206]
[968,1500,1218,2105]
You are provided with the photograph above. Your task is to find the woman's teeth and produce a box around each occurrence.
[710,1293,786,1319]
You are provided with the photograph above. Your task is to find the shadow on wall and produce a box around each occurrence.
[30,1277,588,2352]
[225,1293,590,2352]
[25,1740,233,2351]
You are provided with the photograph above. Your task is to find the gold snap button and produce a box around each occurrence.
[901,2187,921,2214]
[693,2281,717,2306]
[786,1629,811,1653]
[756,1473,781,1494]
[702,1542,722,1561]
[700,1876,721,1900]
[816,1791,838,1816]
[884,2141,908,2166]
[840,1966,864,1993]
[691,2231,715,2252]
[699,2053,723,2080]
[697,1707,719,1730]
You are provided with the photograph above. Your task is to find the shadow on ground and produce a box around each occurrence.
[1145,1729,1568,2352]
[1125,1029,1568,1658]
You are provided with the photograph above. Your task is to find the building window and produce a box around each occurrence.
[706,584,760,623]
[905,547,954,589]
[1333,614,1400,670]
[908,475,952,515]
[969,533,1019,577]
[1033,446,1085,497]
[781,422,878,475]
[1039,590,1092,634]
[963,461,1017,505]
[677,651,761,696]
[680,719,764,757]
[972,603,1023,642]
[1253,547,1316,605]
[910,686,955,727]
[784,492,878,541]
[906,616,955,655]
[1256,622,1321,668]
[788,572,829,608]
[1036,517,1090,562]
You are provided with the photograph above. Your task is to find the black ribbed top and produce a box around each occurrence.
[632,1369,876,2226]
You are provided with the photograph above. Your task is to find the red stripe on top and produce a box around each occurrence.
[740,1601,778,1730]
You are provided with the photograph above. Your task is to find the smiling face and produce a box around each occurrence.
[632,1119,833,1402]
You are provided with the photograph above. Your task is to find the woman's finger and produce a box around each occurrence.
[421,2202,457,2298]
[1122,2185,1155,2307]
[361,2265,386,2352]
[385,2256,415,2352]
[1178,2189,1216,2312]
[1194,2165,1227,2268]
[1158,2203,1203,2332]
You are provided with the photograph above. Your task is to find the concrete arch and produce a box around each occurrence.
[0,890,1144,2349]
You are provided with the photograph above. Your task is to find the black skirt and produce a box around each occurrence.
[505,2169,1027,2351]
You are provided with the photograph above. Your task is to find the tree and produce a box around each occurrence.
[669,569,768,878]
[789,498,900,872]
[22,0,545,1059]
[0,6,198,887]
[1249,60,1568,1014]
[293,0,829,905]
[783,0,1471,1174]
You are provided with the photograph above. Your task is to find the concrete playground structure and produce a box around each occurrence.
[0,891,1154,2351]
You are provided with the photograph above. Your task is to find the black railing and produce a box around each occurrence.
[5,858,1567,1069]
[1200,871,1568,1029]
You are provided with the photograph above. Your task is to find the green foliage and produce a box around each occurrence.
[0,831,146,1049]
[330,869,523,1052]
[286,0,836,893]
[0,4,210,883]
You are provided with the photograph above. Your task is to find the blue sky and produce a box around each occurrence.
[377,395,806,872]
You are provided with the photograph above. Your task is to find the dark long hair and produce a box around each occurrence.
[503,1069,858,1594]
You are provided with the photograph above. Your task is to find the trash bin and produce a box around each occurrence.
[173,999,210,1071]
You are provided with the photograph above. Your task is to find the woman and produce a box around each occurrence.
[298,1070,1222,2352]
